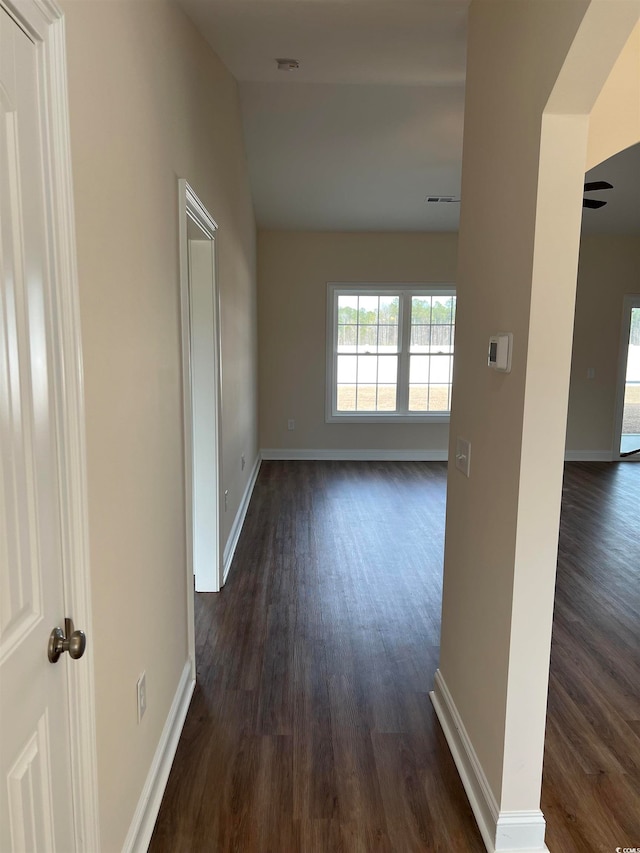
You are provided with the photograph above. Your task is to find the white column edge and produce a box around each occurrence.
[430,670,549,853]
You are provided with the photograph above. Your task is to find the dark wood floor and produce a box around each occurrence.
[150,461,639,853]
[542,462,640,853]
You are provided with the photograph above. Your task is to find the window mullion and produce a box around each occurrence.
[375,295,380,411]
[331,289,340,415]
[397,292,411,414]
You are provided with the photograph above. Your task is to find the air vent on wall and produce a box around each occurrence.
[425,196,460,203]
[276,58,300,71]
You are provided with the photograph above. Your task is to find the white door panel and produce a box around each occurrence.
[1,8,75,850]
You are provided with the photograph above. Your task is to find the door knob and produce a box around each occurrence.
[48,617,87,663]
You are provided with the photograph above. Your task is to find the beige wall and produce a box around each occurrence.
[62,2,257,849]
[441,0,620,820]
[258,229,635,458]
[438,0,639,832]
[567,235,640,453]
[587,20,640,170]
[258,231,457,453]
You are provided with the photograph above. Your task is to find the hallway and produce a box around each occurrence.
[150,461,483,851]
[150,461,640,852]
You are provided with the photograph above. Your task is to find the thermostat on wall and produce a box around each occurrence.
[488,333,513,373]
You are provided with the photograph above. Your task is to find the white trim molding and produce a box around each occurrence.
[612,293,640,461]
[262,448,624,464]
[223,455,262,583]
[430,670,549,853]
[3,0,59,38]
[261,448,448,462]
[564,450,613,462]
[178,179,221,677]
[122,662,195,853]
[495,812,549,852]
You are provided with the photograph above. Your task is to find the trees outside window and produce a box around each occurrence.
[327,284,456,422]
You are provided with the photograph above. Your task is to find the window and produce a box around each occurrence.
[326,283,456,422]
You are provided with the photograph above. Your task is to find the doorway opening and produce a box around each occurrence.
[178,180,223,631]
[615,295,640,459]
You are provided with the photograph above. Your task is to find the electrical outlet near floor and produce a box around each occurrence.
[137,672,147,723]
[241,453,246,470]
[455,437,471,478]
[288,419,295,430]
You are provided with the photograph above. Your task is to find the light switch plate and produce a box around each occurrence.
[455,437,471,478]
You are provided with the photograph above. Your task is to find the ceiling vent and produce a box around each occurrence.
[276,58,300,71]
[425,196,460,203]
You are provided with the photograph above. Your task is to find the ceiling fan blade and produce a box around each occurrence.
[584,180,613,192]
[583,198,607,209]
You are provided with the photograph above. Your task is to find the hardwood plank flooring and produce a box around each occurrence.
[150,461,639,852]
[542,461,640,853]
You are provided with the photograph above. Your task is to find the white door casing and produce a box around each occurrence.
[0,1,99,850]
[613,293,640,460]
[178,180,222,615]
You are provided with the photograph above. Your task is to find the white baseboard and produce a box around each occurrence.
[430,670,548,853]
[262,448,614,463]
[222,454,261,584]
[495,812,549,852]
[123,660,195,853]
[260,448,448,461]
[564,450,612,462]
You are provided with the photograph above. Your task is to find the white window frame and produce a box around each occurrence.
[326,282,456,423]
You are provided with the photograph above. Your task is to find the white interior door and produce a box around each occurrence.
[0,8,76,849]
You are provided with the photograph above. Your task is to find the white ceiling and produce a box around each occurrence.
[177,0,639,234]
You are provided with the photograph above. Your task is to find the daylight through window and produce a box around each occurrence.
[327,284,456,421]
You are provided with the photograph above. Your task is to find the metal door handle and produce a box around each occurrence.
[48,617,87,663]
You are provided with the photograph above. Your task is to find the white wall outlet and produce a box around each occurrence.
[137,672,147,723]
[287,419,295,431]
[224,489,229,511]
[455,437,471,478]
[241,453,246,470]
[587,367,596,379]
